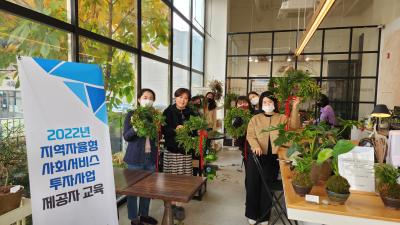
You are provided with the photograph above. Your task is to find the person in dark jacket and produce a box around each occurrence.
[162,88,195,175]
[123,88,158,225]
[233,96,252,160]
[162,88,196,220]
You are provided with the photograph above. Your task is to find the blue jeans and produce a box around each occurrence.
[127,154,155,220]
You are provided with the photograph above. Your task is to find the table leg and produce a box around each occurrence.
[162,200,174,225]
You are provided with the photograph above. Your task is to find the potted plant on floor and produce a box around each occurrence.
[374,163,400,209]
[317,140,356,205]
[291,156,314,196]
[0,124,26,215]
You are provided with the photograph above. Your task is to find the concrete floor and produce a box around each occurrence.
[118,148,289,225]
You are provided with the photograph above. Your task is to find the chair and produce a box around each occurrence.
[251,152,297,225]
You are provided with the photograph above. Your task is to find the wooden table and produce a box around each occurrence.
[114,169,205,225]
[278,148,400,225]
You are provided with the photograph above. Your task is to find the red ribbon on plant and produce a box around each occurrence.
[199,129,209,170]
[285,96,296,131]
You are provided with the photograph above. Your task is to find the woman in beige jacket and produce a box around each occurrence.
[245,91,300,225]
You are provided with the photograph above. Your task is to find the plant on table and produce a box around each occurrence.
[291,156,314,196]
[374,163,400,209]
[317,140,356,204]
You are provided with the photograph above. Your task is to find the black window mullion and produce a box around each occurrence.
[71,0,79,62]
[137,0,142,91]
[169,0,173,104]
[270,32,274,78]
[189,0,193,90]
[374,27,382,105]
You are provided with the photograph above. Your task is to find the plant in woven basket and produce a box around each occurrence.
[131,106,165,140]
[268,70,320,113]
[176,116,209,154]
[224,107,252,139]
[208,79,224,101]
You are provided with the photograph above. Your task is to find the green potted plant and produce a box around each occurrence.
[291,156,314,196]
[0,124,26,215]
[317,140,356,204]
[374,163,400,209]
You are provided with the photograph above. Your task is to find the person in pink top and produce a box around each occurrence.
[317,94,338,126]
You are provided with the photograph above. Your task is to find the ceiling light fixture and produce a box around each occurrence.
[248,57,253,62]
[254,57,259,63]
[295,0,336,56]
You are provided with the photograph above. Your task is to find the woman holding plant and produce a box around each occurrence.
[245,91,300,225]
[123,88,160,225]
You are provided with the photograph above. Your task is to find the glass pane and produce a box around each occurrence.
[142,57,169,109]
[227,57,248,77]
[248,79,270,94]
[272,55,295,77]
[79,37,137,109]
[174,0,190,19]
[322,54,350,77]
[227,79,247,96]
[249,57,271,77]
[303,30,322,53]
[358,104,375,120]
[321,79,349,102]
[0,13,71,118]
[173,67,190,93]
[79,0,137,47]
[173,13,190,66]
[297,55,321,77]
[355,78,376,102]
[142,0,170,59]
[192,72,203,87]
[192,29,204,71]
[79,38,137,153]
[274,32,297,54]
[352,28,379,52]
[328,102,354,120]
[324,29,350,52]
[6,0,69,22]
[250,33,272,55]
[228,34,249,55]
[351,53,378,77]
[193,0,205,31]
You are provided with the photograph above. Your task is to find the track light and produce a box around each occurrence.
[295,0,336,56]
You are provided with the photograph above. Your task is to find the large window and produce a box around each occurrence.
[226,26,381,120]
[142,57,169,109]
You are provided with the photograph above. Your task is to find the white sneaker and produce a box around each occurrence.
[260,221,269,225]
[248,219,257,225]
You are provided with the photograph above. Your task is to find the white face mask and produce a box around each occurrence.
[250,97,259,106]
[140,99,154,107]
[262,104,275,113]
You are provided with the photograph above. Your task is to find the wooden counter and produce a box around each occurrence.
[278,148,400,225]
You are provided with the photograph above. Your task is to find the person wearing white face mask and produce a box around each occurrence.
[245,91,300,225]
[123,88,158,225]
[248,91,260,114]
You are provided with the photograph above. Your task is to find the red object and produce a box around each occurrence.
[198,130,209,170]
[387,52,391,59]
[285,96,296,130]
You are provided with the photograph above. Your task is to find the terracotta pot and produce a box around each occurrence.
[310,160,332,184]
[292,182,312,197]
[326,189,350,205]
[0,185,24,215]
[381,196,400,210]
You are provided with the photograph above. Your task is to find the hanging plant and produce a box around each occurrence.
[176,116,209,154]
[131,106,166,140]
[268,70,320,112]
[208,79,224,101]
[224,108,252,138]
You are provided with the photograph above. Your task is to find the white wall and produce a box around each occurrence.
[377,17,400,109]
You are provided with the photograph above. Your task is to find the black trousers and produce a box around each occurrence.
[245,153,279,222]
